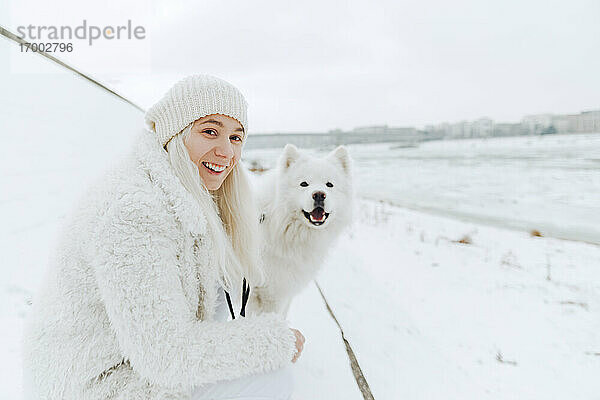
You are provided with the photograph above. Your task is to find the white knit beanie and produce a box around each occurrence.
[144,74,248,147]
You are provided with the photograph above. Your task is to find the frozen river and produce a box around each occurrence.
[245,133,600,245]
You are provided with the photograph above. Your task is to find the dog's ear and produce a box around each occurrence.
[328,145,351,174]
[280,144,301,170]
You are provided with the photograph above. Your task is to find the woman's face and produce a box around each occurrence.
[184,114,244,191]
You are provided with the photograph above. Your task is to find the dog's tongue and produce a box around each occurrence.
[311,207,325,221]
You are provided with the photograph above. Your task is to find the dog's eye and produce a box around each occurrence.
[326,182,334,188]
[300,181,309,187]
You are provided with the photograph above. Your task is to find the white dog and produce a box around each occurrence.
[249,144,354,316]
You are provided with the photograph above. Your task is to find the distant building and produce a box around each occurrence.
[352,125,389,134]
[432,122,451,138]
[246,125,423,150]
[521,114,554,135]
[386,127,417,136]
[471,117,494,138]
[448,121,470,139]
[523,110,600,134]
[493,123,523,137]
[351,125,418,136]
[570,110,600,133]
[551,115,570,133]
[431,118,494,139]
[244,133,337,150]
[246,108,599,149]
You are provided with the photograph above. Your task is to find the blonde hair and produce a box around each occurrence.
[165,123,264,293]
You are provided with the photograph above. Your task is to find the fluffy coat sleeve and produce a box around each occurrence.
[92,191,297,390]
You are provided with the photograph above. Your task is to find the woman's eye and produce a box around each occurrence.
[230,135,242,142]
[300,181,309,187]
[203,129,217,136]
[326,182,334,188]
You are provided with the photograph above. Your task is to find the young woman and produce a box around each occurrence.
[22,75,305,400]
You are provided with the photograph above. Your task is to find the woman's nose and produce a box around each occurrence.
[214,138,235,160]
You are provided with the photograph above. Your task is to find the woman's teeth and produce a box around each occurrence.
[202,162,227,173]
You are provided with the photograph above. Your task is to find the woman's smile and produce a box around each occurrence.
[201,161,229,174]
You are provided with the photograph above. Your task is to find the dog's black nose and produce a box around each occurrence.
[312,191,326,202]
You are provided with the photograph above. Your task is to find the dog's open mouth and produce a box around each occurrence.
[302,207,330,226]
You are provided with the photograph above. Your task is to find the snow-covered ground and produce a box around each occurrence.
[304,200,600,399]
[2,38,599,399]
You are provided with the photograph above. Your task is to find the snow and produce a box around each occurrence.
[288,283,362,399]
[308,201,600,399]
[2,37,599,399]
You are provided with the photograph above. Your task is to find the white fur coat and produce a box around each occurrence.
[21,130,296,400]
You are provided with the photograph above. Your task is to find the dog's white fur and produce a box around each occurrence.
[249,144,354,316]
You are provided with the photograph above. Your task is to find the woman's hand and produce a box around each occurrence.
[290,328,305,363]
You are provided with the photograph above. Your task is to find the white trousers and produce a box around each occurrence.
[190,366,294,400]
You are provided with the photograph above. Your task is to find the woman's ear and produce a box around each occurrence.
[328,145,351,174]
[279,144,301,170]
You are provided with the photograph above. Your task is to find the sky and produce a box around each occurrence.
[2,0,599,132]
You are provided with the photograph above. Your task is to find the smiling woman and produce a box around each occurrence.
[22,74,305,400]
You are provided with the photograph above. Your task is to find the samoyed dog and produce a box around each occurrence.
[249,144,354,316]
